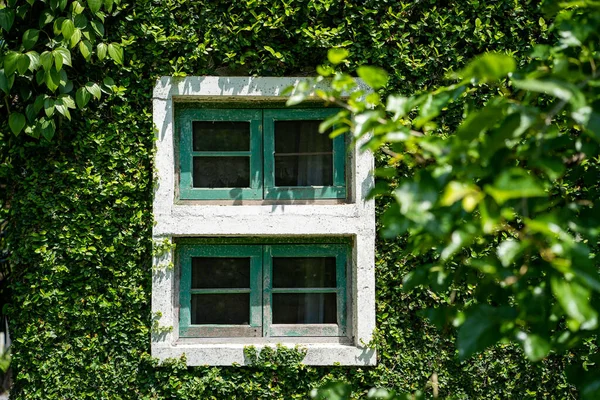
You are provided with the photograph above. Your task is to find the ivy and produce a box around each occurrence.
[1,0,588,399]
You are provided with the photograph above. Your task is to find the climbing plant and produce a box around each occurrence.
[297,1,600,398]
[1,0,590,398]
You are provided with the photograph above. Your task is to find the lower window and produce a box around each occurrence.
[178,241,348,338]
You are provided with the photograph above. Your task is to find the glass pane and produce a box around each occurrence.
[272,293,337,324]
[274,154,333,186]
[193,157,250,188]
[273,120,334,187]
[191,294,249,324]
[274,120,332,153]
[193,121,250,151]
[272,257,336,288]
[191,257,250,289]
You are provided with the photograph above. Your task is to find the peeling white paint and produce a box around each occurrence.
[152,77,376,366]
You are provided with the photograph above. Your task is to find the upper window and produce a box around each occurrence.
[177,108,346,200]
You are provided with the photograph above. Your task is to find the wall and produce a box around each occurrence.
[4,0,577,398]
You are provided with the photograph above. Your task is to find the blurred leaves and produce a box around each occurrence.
[308,0,600,395]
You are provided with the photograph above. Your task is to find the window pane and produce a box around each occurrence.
[272,257,336,288]
[272,293,337,324]
[274,120,332,153]
[274,154,333,186]
[273,120,334,187]
[191,294,249,324]
[193,157,250,188]
[192,257,250,289]
[193,121,250,151]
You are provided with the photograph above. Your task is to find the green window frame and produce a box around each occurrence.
[177,108,346,201]
[178,241,349,338]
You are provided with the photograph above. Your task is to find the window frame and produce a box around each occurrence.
[152,76,376,366]
[178,109,264,200]
[178,241,349,339]
[177,107,346,201]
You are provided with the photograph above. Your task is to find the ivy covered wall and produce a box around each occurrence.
[2,0,577,398]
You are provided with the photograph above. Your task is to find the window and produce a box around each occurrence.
[177,108,346,200]
[152,77,375,366]
[178,241,348,339]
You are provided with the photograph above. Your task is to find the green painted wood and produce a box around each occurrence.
[178,107,345,200]
[271,288,337,293]
[179,242,349,338]
[266,243,348,337]
[190,288,251,295]
[263,186,346,200]
[177,108,262,200]
[178,244,263,338]
[262,245,273,338]
[263,108,346,200]
[190,151,252,157]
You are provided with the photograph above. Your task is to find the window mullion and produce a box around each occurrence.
[336,245,348,336]
[249,247,263,330]
[250,115,263,193]
[178,246,193,336]
[262,245,273,337]
[262,111,275,199]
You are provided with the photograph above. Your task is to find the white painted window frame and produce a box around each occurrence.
[152,76,376,366]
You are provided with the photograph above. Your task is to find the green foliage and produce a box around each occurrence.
[296,1,600,397]
[0,0,123,140]
[0,0,587,399]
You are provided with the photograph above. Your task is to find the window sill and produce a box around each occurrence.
[152,342,377,366]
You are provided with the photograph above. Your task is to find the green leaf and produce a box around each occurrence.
[61,19,75,39]
[22,29,40,50]
[327,48,349,65]
[44,98,55,117]
[457,98,507,141]
[26,51,40,71]
[70,28,82,48]
[79,40,92,61]
[55,101,71,120]
[512,78,586,109]
[87,0,102,13]
[310,382,351,400]
[517,332,551,361]
[263,45,283,60]
[386,95,412,120]
[53,47,72,67]
[107,43,123,65]
[0,70,15,94]
[33,95,45,113]
[104,0,114,12]
[357,66,388,90]
[551,277,598,330]
[39,10,54,27]
[4,52,20,76]
[85,82,102,99]
[457,305,506,360]
[76,87,92,108]
[8,112,26,135]
[73,13,88,28]
[456,53,516,83]
[0,8,15,32]
[40,51,54,71]
[58,94,76,109]
[90,19,104,37]
[484,168,546,204]
[40,118,55,140]
[496,239,522,267]
[45,69,60,92]
[16,54,30,75]
[97,43,107,61]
